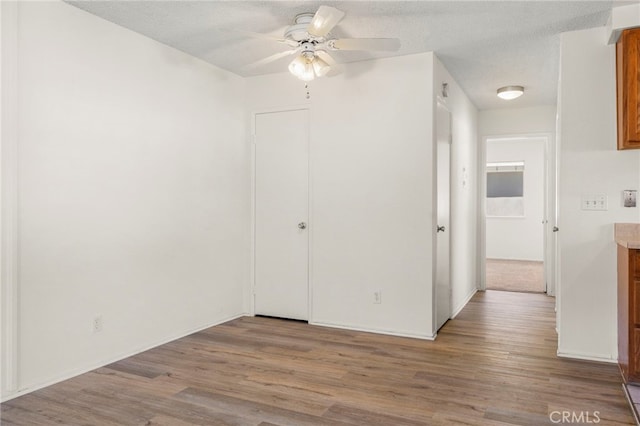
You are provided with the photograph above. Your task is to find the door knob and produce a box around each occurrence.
[437,225,446,233]
[553,226,559,232]
[298,222,307,230]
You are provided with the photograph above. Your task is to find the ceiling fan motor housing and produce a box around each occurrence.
[285,13,322,42]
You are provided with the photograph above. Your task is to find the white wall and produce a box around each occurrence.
[433,57,479,318]
[607,3,640,44]
[557,27,640,361]
[246,53,478,338]
[247,54,437,338]
[479,106,557,136]
[486,137,545,261]
[2,1,248,399]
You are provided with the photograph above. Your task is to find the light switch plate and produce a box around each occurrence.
[581,194,608,211]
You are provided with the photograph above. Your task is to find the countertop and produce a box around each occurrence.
[615,223,640,249]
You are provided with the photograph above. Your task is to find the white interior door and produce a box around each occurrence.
[546,135,556,296]
[435,101,452,331]
[254,109,309,321]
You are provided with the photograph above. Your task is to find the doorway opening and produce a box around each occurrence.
[480,135,553,294]
[435,100,451,332]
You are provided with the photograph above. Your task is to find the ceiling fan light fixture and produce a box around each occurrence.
[497,85,524,100]
[288,55,315,81]
[312,56,330,77]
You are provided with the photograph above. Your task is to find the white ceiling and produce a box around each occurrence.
[67,1,617,110]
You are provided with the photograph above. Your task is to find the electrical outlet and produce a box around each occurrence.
[92,315,103,333]
[624,190,637,207]
[373,291,382,304]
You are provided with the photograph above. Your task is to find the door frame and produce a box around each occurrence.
[250,106,312,320]
[477,132,556,296]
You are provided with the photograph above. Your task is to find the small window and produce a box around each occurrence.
[486,161,524,217]
[487,171,523,197]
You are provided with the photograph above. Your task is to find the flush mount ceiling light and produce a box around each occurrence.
[497,85,524,100]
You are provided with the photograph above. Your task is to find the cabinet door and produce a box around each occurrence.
[617,28,640,149]
[633,279,640,382]
[633,329,640,382]
[635,280,640,326]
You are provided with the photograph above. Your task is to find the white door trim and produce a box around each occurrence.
[250,106,312,321]
[477,132,555,295]
[1,0,20,397]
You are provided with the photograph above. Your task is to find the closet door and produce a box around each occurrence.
[254,109,309,320]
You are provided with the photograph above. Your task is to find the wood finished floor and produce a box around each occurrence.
[1,290,635,425]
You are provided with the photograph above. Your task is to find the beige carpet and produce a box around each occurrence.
[485,259,545,293]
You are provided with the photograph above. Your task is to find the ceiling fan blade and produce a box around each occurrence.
[330,38,401,52]
[235,30,298,47]
[316,51,342,77]
[243,49,298,70]
[308,6,345,37]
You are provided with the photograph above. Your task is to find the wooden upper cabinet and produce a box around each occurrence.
[617,28,640,150]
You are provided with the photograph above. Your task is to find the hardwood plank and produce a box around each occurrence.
[322,403,427,426]
[173,387,348,426]
[3,393,127,426]
[483,407,551,426]
[103,359,167,379]
[146,415,213,426]
[431,411,515,426]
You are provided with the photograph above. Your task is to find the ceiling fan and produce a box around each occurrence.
[245,6,401,81]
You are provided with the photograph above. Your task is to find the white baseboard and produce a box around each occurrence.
[0,312,246,403]
[451,288,478,319]
[557,351,617,364]
[309,320,436,341]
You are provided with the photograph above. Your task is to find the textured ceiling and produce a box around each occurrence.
[67,1,617,110]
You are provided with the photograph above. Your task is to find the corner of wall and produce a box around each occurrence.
[451,288,477,319]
